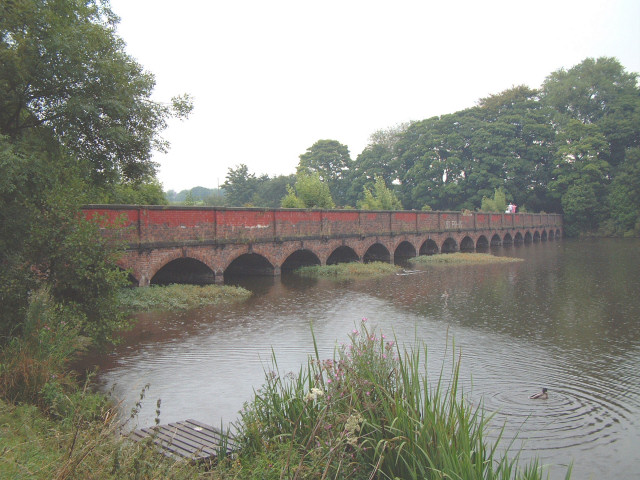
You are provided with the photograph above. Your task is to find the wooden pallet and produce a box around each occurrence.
[130,419,236,464]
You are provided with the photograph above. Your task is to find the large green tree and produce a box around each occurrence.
[344,124,407,207]
[0,0,189,341]
[222,164,261,206]
[298,140,352,206]
[0,0,191,185]
[542,57,639,234]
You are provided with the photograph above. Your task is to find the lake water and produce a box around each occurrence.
[81,238,640,479]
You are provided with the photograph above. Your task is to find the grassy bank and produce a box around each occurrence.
[410,252,524,266]
[295,261,400,279]
[117,283,252,312]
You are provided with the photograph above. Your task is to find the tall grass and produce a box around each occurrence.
[233,320,570,479]
[0,289,203,479]
[117,283,252,312]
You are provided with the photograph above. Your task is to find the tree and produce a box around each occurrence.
[0,0,190,342]
[281,172,335,209]
[542,57,640,235]
[345,124,407,207]
[0,0,191,185]
[254,174,296,208]
[298,140,352,206]
[358,175,402,210]
[222,164,260,206]
[98,177,168,205]
[608,148,640,234]
[542,57,638,125]
[0,135,129,341]
[480,187,507,213]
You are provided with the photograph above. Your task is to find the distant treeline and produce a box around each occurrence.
[169,57,639,237]
[166,186,225,205]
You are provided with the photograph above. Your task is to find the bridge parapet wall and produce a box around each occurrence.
[83,205,563,249]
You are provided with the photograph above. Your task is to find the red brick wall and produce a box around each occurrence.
[81,206,562,248]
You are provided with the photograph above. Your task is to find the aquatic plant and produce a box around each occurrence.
[232,320,568,479]
[117,284,252,312]
[410,252,523,266]
[295,261,400,279]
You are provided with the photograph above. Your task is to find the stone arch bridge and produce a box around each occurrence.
[83,206,563,286]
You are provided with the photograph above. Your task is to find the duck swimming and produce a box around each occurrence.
[529,387,548,400]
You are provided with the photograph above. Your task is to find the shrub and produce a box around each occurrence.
[0,288,87,411]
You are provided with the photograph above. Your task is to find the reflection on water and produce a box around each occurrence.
[79,239,640,479]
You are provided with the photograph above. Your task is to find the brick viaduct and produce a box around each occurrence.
[83,206,563,286]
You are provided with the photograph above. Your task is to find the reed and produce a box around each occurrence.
[233,320,570,479]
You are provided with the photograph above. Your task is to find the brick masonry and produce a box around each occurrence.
[83,206,563,286]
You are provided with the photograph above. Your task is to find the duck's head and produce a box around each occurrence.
[541,388,548,393]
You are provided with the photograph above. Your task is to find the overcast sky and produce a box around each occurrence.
[110,0,640,192]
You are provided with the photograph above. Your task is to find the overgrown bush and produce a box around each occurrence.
[0,289,87,412]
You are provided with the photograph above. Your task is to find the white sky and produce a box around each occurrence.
[109,0,640,192]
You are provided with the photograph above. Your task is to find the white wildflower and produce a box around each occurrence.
[345,412,364,446]
[303,387,325,403]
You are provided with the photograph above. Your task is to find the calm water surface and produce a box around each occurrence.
[82,238,640,479]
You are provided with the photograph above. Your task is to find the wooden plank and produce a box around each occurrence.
[181,419,238,451]
[167,423,226,451]
[146,430,207,459]
[130,419,237,463]
[143,427,214,457]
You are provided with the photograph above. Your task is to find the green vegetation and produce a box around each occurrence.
[281,171,336,209]
[166,186,226,206]
[0,289,196,479]
[219,320,567,479]
[0,0,192,343]
[410,253,524,266]
[358,174,403,210]
[294,261,400,278]
[0,398,197,480]
[481,187,508,213]
[118,284,252,312]
[220,164,296,208]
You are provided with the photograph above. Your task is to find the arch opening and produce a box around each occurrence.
[524,231,533,244]
[151,257,216,285]
[364,243,391,264]
[441,237,458,253]
[548,230,555,241]
[533,231,541,242]
[460,236,475,252]
[490,234,502,247]
[394,241,416,264]
[419,239,439,256]
[225,253,274,278]
[503,233,513,245]
[556,229,561,238]
[541,231,548,241]
[475,235,489,252]
[327,246,359,265]
[514,232,524,245]
[281,249,321,272]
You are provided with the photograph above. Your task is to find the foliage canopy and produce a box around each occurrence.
[0,0,190,342]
